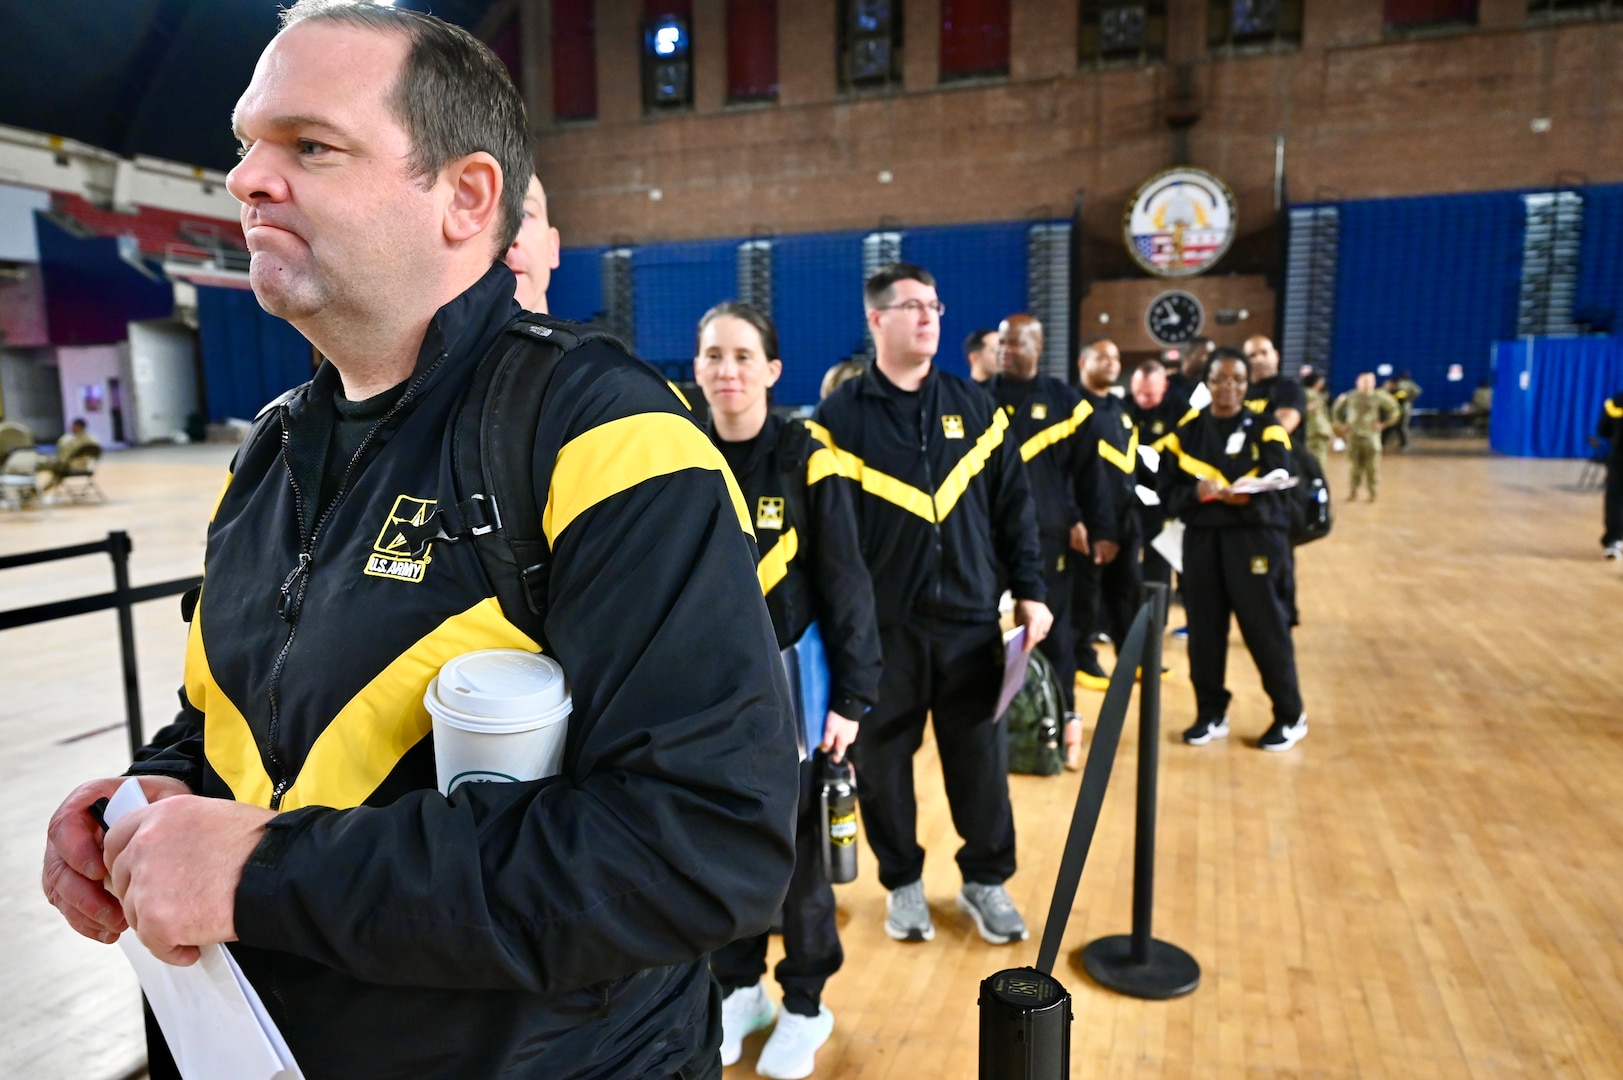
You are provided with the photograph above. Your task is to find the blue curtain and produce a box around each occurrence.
[196,286,313,422]
[1329,192,1524,410]
[1490,336,1623,458]
[1573,184,1623,335]
[548,246,607,323]
[553,219,1055,407]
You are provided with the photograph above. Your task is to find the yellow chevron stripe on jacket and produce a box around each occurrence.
[1607,399,1623,419]
[1098,422,1139,475]
[934,409,1009,518]
[1159,434,1225,483]
[544,412,753,543]
[757,527,798,597]
[196,596,540,810]
[1020,399,1095,462]
[808,412,1009,524]
[1261,424,1292,449]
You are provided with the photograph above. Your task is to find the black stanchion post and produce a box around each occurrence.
[1076,581,1200,999]
[108,531,144,759]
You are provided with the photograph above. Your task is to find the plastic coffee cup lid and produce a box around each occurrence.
[432,650,567,721]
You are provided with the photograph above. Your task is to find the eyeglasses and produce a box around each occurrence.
[877,299,946,318]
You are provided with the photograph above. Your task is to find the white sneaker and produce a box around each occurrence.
[756,1005,834,1079]
[1605,541,1622,561]
[720,981,777,1067]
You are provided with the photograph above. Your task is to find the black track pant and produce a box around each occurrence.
[712,757,843,1017]
[1605,451,1623,546]
[1182,525,1303,727]
[1074,513,1144,668]
[1036,539,1076,701]
[852,618,1014,891]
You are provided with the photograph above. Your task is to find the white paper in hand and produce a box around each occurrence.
[104,778,304,1080]
[1151,520,1185,575]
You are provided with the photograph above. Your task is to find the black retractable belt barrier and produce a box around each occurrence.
[979,601,1152,1080]
[0,530,201,758]
[1077,582,1200,999]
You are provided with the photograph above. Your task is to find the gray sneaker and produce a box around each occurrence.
[957,882,1029,944]
[884,880,935,942]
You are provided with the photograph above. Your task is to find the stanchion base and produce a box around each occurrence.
[1075,935,1200,1000]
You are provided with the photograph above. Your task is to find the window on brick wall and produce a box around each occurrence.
[552,0,597,121]
[1385,0,1478,29]
[1079,1,1167,65]
[727,0,778,102]
[1527,0,1619,19]
[838,0,904,91]
[1207,0,1302,50]
[644,0,694,112]
[941,0,1010,81]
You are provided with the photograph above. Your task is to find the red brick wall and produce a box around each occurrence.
[529,0,1622,249]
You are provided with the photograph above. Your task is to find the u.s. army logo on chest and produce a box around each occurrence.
[942,415,966,439]
[757,496,785,530]
[1031,403,1048,421]
[366,495,436,583]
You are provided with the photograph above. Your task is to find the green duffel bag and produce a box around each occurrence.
[1005,646,1066,776]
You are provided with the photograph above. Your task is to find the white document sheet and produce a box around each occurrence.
[1135,484,1161,507]
[104,779,304,1080]
[1150,520,1185,575]
[1137,444,1160,473]
[1189,383,1212,410]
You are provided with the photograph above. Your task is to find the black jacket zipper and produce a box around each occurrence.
[262,350,447,809]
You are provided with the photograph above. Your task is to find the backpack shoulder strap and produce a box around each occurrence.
[394,313,619,651]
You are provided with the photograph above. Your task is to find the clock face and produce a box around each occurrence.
[1146,291,1203,346]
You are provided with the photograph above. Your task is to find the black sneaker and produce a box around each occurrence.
[1182,716,1229,745]
[1258,714,1308,752]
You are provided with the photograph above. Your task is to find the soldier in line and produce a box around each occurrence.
[1599,388,1623,560]
[1383,370,1423,451]
[1301,371,1334,470]
[1332,373,1401,502]
[965,327,1002,384]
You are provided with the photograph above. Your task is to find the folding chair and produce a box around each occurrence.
[1,447,43,509]
[54,444,105,503]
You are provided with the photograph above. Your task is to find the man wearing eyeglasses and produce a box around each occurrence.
[810,263,1050,948]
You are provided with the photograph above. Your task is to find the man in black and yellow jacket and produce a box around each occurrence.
[811,263,1051,948]
[41,8,796,1079]
[990,312,1110,764]
[1160,348,1307,753]
[1072,339,1144,688]
[1599,389,1623,560]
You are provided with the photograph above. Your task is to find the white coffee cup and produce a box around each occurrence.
[425,649,572,795]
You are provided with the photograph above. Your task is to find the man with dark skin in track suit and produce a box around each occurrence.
[989,314,1111,766]
[1071,339,1143,689]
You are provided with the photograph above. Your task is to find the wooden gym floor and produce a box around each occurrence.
[1,439,1619,1079]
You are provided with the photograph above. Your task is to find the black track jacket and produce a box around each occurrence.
[989,373,1111,547]
[810,364,1044,627]
[128,265,799,1079]
[1078,387,1140,542]
[713,413,882,721]
[1158,405,1296,531]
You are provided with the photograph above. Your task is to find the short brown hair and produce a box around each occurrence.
[864,263,936,310]
[279,0,532,254]
[696,302,780,360]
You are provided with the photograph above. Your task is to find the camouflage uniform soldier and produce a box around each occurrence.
[1302,372,1334,468]
[1332,373,1401,501]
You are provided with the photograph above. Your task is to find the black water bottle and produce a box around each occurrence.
[819,757,858,884]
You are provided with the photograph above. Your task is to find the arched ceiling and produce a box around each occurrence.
[0,0,502,173]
